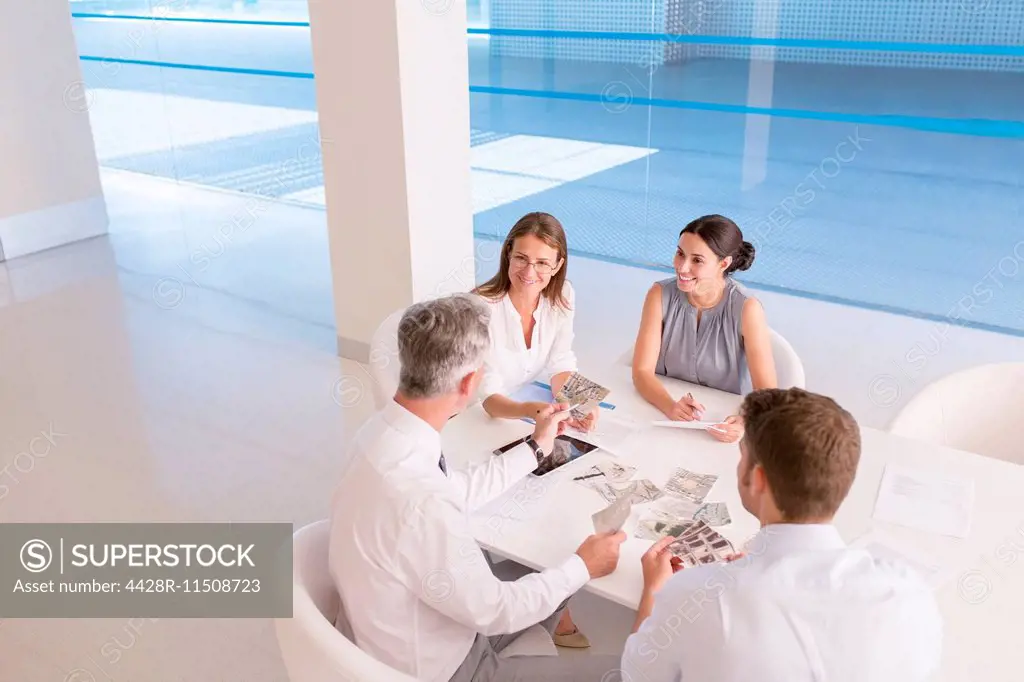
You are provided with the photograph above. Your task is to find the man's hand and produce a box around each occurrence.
[708,415,743,443]
[519,401,551,420]
[566,405,600,433]
[640,535,677,595]
[530,402,573,455]
[575,531,627,579]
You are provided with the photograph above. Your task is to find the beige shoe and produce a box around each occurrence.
[553,627,591,649]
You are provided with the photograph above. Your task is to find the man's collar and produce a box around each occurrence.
[382,399,442,448]
[744,523,846,557]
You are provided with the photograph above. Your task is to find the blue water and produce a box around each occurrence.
[72,16,1024,335]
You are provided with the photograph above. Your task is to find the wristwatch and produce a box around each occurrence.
[523,437,546,465]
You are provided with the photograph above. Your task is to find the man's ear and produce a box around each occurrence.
[458,369,478,398]
[753,463,768,493]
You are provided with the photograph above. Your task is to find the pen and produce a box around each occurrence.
[573,472,605,482]
[686,392,705,419]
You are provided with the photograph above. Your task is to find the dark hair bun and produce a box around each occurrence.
[731,240,755,273]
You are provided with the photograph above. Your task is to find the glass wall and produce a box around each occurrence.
[70,0,332,339]
[70,1,1024,336]
[468,0,1024,335]
[70,0,310,21]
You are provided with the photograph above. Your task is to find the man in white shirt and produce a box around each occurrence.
[622,388,943,682]
[330,294,626,682]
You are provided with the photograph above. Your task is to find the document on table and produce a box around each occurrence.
[652,420,726,432]
[872,464,975,539]
[564,413,641,455]
[508,382,555,415]
[473,474,558,525]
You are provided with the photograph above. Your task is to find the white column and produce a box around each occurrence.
[740,0,781,191]
[0,2,108,261]
[309,0,475,361]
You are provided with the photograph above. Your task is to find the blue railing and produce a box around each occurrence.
[70,11,310,27]
[75,50,1024,139]
[71,13,1024,57]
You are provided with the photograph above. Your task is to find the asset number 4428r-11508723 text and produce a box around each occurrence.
[124,578,261,593]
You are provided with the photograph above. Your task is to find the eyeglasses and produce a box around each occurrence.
[510,253,559,275]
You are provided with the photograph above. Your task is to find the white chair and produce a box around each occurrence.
[368,308,406,410]
[888,363,1024,465]
[274,520,417,682]
[617,328,805,391]
[768,329,805,390]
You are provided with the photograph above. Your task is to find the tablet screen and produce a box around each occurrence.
[493,435,600,476]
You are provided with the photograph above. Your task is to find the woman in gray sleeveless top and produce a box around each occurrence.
[632,215,777,443]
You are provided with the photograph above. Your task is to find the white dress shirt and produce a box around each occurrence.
[329,400,590,682]
[478,280,578,397]
[622,524,943,682]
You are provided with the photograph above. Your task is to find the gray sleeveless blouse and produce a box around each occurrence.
[654,277,750,395]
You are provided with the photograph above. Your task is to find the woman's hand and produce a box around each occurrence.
[708,415,743,443]
[567,405,600,432]
[663,393,705,422]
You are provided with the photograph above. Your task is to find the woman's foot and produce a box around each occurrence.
[553,610,591,649]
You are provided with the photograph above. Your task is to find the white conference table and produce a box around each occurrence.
[442,364,1024,681]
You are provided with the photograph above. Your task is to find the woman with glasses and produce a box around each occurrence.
[632,214,777,444]
[474,212,598,433]
[473,211,595,649]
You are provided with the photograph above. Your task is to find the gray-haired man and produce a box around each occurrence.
[329,294,625,682]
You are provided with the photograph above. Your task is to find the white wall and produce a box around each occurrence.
[0,2,108,260]
[560,252,1024,430]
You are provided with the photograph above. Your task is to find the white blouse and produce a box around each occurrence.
[478,280,578,398]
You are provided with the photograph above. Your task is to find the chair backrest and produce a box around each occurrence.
[769,328,805,390]
[888,363,1024,465]
[368,309,406,410]
[273,520,418,682]
[617,328,805,391]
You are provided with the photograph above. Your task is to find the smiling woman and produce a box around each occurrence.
[473,212,575,413]
[631,214,779,444]
[470,211,595,647]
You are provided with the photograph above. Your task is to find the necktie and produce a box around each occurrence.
[438,452,448,476]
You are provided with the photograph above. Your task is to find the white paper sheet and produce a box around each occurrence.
[872,464,975,539]
[509,382,556,406]
[652,420,726,432]
[564,413,641,455]
[473,474,558,525]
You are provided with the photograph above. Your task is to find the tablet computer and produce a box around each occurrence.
[493,434,600,476]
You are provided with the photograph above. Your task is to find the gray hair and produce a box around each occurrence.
[397,294,491,399]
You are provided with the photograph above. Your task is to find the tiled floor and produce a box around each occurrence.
[0,242,368,680]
